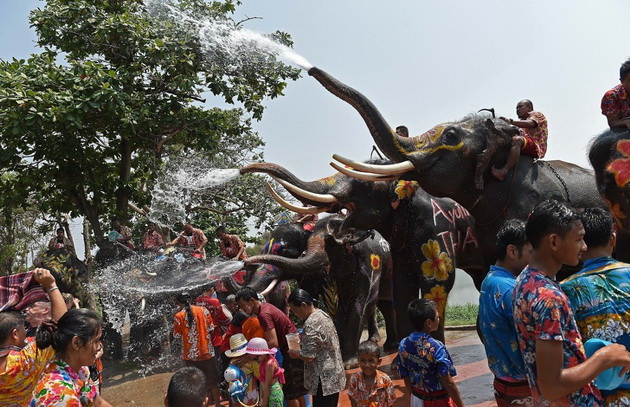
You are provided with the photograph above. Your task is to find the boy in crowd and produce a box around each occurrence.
[165,366,209,407]
[347,340,396,407]
[479,219,533,406]
[398,298,464,407]
[513,200,630,405]
[601,58,630,131]
[561,207,630,404]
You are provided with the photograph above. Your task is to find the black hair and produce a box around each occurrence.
[620,58,630,81]
[526,200,580,249]
[231,311,248,327]
[0,311,25,344]
[396,125,409,136]
[56,228,64,233]
[287,288,314,307]
[215,225,226,235]
[495,219,529,260]
[357,340,381,358]
[407,298,438,331]
[579,208,615,248]
[235,287,258,303]
[166,366,207,407]
[176,292,194,327]
[35,308,102,354]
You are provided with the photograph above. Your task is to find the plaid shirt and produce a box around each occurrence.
[0,271,48,312]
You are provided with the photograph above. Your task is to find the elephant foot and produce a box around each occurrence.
[383,339,400,353]
[344,357,359,370]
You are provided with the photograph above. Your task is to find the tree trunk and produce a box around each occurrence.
[115,139,132,218]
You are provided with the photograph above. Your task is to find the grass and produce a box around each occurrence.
[445,303,478,326]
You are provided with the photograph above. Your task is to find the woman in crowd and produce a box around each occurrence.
[287,289,345,407]
[30,308,111,406]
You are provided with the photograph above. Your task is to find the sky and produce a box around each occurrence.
[2,1,630,301]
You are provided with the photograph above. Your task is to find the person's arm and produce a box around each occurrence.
[605,114,630,129]
[166,233,182,247]
[439,374,464,407]
[537,340,630,400]
[260,361,274,407]
[194,231,208,252]
[95,395,113,407]
[233,237,245,260]
[33,268,67,321]
[264,328,279,349]
[287,348,315,362]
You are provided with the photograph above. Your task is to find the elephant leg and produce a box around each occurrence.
[393,264,419,339]
[365,302,381,344]
[335,289,364,366]
[378,299,399,351]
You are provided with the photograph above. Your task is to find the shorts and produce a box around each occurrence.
[493,378,533,407]
[521,136,540,158]
[185,357,220,390]
[281,352,308,401]
[411,388,455,407]
[268,382,285,407]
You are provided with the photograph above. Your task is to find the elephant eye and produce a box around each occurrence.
[442,130,459,145]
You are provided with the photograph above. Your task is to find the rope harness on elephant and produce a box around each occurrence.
[543,161,571,203]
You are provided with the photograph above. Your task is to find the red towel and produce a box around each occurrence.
[0,271,48,312]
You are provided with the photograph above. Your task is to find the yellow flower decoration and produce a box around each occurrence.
[424,285,447,316]
[394,180,419,200]
[421,240,453,281]
[370,254,381,270]
[317,176,336,186]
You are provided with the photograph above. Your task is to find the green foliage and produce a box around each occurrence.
[0,0,301,249]
[445,303,478,326]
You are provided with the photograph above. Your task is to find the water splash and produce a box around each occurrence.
[144,0,313,70]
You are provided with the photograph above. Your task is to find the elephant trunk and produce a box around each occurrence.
[308,67,412,163]
[246,234,329,277]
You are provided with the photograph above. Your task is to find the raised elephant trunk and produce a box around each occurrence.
[308,67,413,163]
[245,234,330,277]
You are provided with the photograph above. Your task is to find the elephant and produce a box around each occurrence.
[37,248,90,306]
[588,129,630,261]
[233,215,394,364]
[241,162,487,343]
[305,66,608,272]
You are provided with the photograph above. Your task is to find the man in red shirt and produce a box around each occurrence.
[492,99,548,181]
[601,58,630,131]
[195,287,231,356]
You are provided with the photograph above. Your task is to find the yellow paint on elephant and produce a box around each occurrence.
[424,285,447,317]
[394,180,419,200]
[317,175,337,186]
[420,239,453,281]
[370,254,381,270]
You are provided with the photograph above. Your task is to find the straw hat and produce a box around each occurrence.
[245,337,277,355]
[225,334,248,358]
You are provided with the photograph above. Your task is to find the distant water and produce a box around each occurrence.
[448,269,479,306]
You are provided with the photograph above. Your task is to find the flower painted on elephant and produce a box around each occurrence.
[424,285,447,316]
[370,254,381,270]
[420,240,453,281]
[607,140,630,187]
[603,197,627,228]
[394,180,419,200]
[317,175,336,186]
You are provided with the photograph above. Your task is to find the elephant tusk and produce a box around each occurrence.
[329,162,400,182]
[265,183,333,214]
[332,154,415,175]
[271,176,338,204]
[261,279,279,296]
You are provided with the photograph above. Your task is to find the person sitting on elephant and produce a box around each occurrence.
[293,211,318,232]
[491,99,548,181]
[47,228,76,256]
[395,125,409,137]
[167,223,208,260]
[108,219,135,250]
[142,221,165,252]
[215,226,247,261]
[601,58,630,131]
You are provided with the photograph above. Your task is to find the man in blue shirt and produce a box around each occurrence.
[561,208,630,405]
[479,219,533,406]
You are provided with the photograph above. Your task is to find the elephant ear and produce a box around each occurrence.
[474,119,510,190]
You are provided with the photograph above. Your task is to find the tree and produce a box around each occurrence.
[0,0,301,249]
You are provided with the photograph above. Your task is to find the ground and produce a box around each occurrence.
[101,328,497,406]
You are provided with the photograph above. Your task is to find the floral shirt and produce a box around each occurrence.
[47,237,76,255]
[561,257,630,402]
[347,370,396,407]
[174,228,207,259]
[173,305,215,361]
[219,234,248,260]
[142,230,164,251]
[29,358,98,407]
[513,267,603,406]
[398,332,457,394]
[300,309,346,396]
[0,342,55,407]
[195,295,231,346]
[601,84,630,120]
[478,265,526,381]
[520,111,548,158]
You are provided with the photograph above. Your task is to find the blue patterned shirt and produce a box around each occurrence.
[561,257,630,402]
[397,332,456,393]
[513,267,603,406]
[479,265,526,381]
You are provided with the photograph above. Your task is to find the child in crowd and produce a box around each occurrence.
[398,299,464,407]
[246,337,285,407]
[224,333,259,407]
[347,340,396,407]
[165,366,209,407]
